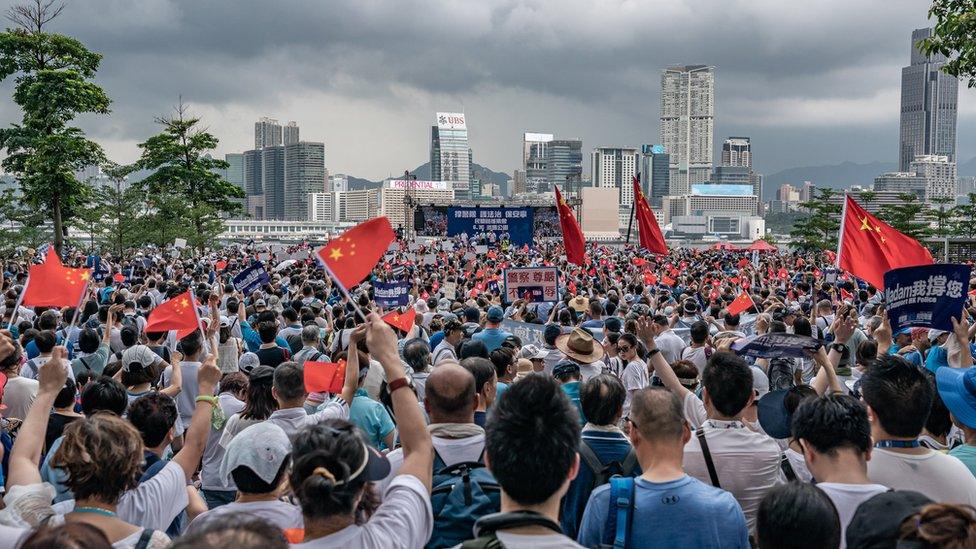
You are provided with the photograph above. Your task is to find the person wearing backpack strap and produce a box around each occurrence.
[578,388,750,548]
[560,374,639,538]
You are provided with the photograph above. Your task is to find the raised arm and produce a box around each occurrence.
[341,325,366,403]
[159,357,182,397]
[949,316,974,369]
[366,312,432,491]
[171,353,220,481]
[636,317,691,400]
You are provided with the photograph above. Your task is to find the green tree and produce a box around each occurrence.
[878,193,932,239]
[953,193,976,237]
[135,101,244,250]
[0,0,111,254]
[858,190,877,210]
[0,188,47,253]
[791,187,841,251]
[921,0,976,88]
[97,162,148,257]
[928,196,957,240]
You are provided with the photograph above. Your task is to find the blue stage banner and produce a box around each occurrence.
[884,264,971,332]
[731,333,822,359]
[233,261,270,295]
[446,207,534,246]
[374,281,411,308]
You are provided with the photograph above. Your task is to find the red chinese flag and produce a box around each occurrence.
[113,273,126,283]
[316,217,395,289]
[644,272,658,286]
[633,258,647,267]
[837,195,934,289]
[632,177,668,255]
[304,360,347,394]
[382,308,416,333]
[737,258,750,269]
[215,260,228,271]
[840,288,854,301]
[661,276,676,287]
[144,290,200,339]
[727,292,755,316]
[555,186,586,266]
[22,249,92,308]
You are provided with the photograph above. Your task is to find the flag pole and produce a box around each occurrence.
[67,273,93,333]
[835,192,849,270]
[189,288,210,355]
[625,174,638,243]
[7,276,29,330]
[319,259,370,323]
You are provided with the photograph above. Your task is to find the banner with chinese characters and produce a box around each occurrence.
[233,261,270,295]
[374,280,412,308]
[446,207,534,246]
[502,267,559,303]
[884,264,971,332]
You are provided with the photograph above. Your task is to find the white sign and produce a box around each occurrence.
[422,254,436,265]
[443,282,457,300]
[474,245,488,254]
[502,267,560,303]
[524,132,554,143]
[174,238,187,249]
[436,112,466,130]
[387,179,450,191]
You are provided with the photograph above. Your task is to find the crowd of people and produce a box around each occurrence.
[0,237,975,548]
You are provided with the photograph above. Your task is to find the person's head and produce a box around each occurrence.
[119,326,138,348]
[860,355,933,439]
[543,323,562,346]
[53,378,77,410]
[793,317,812,338]
[80,376,128,416]
[580,374,626,427]
[289,419,391,521]
[300,325,320,347]
[846,490,934,549]
[689,321,708,345]
[120,345,162,388]
[757,482,841,549]
[701,351,754,419]
[178,331,204,360]
[77,327,100,355]
[51,413,143,504]
[220,371,249,401]
[171,515,287,549]
[272,361,306,407]
[489,346,516,381]
[145,330,167,345]
[486,306,505,326]
[627,387,689,450]
[443,319,464,344]
[402,338,431,374]
[34,330,56,354]
[672,360,700,391]
[587,300,604,319]
[616,332,639,364]
[898,503,976,548]
[20,523,112,549]
[242,365,277,420]
[424,362,477,424]
[485,374,580,506]
[257,321,278,344]
[461,356,497,409]
[127,392,178,450]
[458,339,489,360]
[791,394,871,478]
[221,423,292,496]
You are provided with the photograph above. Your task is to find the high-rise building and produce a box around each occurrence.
[800,181,815,202]
[430,112,471,199]
[283,121,300,145]
[329,174,349,193]
[591,147,638,206]
[874,171,927,200]
[255,117,283,149]
[261,146,285,220]
[307,192,336,222]
[721,137,751,167]
[777,184,800,202]
[911,154,956,202]
[225,153,244,189]
[899,28,958,171]
[283,142,326,221]
[549,139,583,195]
[523,132,552,193]
[243,149,264,218]
[639,145,670,208]
[511,169,526,196]
[661,65,715,195]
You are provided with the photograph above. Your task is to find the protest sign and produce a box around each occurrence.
[233,261,270,295]
[443,281,457,300]
[884,264,971,332]
[422,254,436,265]
[502,267,559,303]
[447,207,534,246]
[731,333,822,359]
[474,245,488,254]
[174,238,187,249]
[374,280,411,308]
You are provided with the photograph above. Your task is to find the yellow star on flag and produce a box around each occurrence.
[859,216,872,231]
[330,247,343,261]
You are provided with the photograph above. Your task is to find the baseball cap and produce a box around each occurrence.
[437,298,451,312]
[936,366,976,429]
[845,490,933,549]
[894,327,912,338]
[219,422,291,485]
[519,344,549,360]
[552,360,580,378]
[238,352,261,375]
[254,299,267,308]
[248,364,275,384]
[928,329,948,343]
[750,365,770,399]
[121,345,160,372]
[487,306,504,323]
[219,315,231,328]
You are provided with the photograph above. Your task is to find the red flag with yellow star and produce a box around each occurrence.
[144,290,201,339]
[316,217,395,289]
[382,308,416,333]
[554,186,586,266]
[837,195,933,289]
[632,176,668,255]
[22,248,92,307]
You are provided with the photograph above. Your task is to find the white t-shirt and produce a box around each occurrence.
[493,532,585,548]
[265,402,349,441]
[817,483,889,549]
[200,393,246,490]
[579,360,606,382]
[867,448,976,505]
[377,433,485,496]
[655,330,686,365]
[190,499,303,531]
[680,345,710,371]
[117,461,190,530]
[0,525,27,549]
[620,360,649,418]
[290,475,432,548]
[784,448,813,483]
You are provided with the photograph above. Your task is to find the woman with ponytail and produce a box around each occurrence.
[290,313,433,548]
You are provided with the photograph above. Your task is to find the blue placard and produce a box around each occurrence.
[884,264,971,332]
[374,281,411,308]
[233,261,270,295]
[731,333,822,359]
[446,207,534,246]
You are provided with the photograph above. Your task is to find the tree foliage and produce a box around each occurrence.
[0,188,48,253]
[791,187,841,251]
[0,0,110,253]
[951,193,976,238]
[135,102,244,250]
[921,0,976,88]
[878,193,932,240]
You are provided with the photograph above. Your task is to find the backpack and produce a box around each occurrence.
[427,449,501,549]
[120,314,140,333]
[461,511,564,549]
[600,477,635,549]
[767,357,795,391]
[578,439,638,494]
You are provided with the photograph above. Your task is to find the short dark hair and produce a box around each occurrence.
[257,321,278,344]
[690,321,708,344]
[580,374,625,426]
[701,351,753,417]
[630,387,685,441]
[127,393,178,448]
[757,483,841,549]
[402,339,431,373]
[458,339,489,360]
[485,374,580,505]
[273,362,306,400]
[53,378,77,409]
[179,331,203,358]
[78,328,100,354]
[792,394,871,456]
[120,326,138,347]
[232,458,291,495]
[34,330,56,353]
[489,347,515,379]
[461,357,495,394]
[80,376,128,416]
[860,355,933,438]
[172,513,287,549]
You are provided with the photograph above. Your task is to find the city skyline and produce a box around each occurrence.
[0,0,970,181]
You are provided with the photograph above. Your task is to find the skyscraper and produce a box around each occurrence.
[225,153,244,189]
[283,121,300,145]
[722,137,751,167]
[639,145,670,208]
[430,112,471,199]
[591,147,638,206]
[243,149,264,218]
[523,132,553,193]
[661,65,715,196]
[899,28,958,171]
[284,142,326,221]
[255,117,282,149]
[548,139,583,195]
[261,146,285,219]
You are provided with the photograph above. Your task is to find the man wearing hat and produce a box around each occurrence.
[552,360,585,425]
[518,344,549,373]
[554,328,606,382]
[937,365,976,476]
[471,306,512,352]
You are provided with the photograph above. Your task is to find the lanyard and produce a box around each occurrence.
[874,439,920,449]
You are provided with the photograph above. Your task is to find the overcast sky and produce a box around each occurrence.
[0,0,968,180]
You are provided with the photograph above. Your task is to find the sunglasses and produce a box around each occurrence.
[617,345,633,353]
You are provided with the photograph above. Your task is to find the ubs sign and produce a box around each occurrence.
[436,112,466,130]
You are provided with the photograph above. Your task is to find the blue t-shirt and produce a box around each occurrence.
[925,346,949,373]
[950,444,976,478]
[578,475,750,548]
[561,381,585,426]
[240,320,290,353]
[496,381,509,402]
[471,328,513,352]
[348,389,396,450]
[561,429,640,538]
